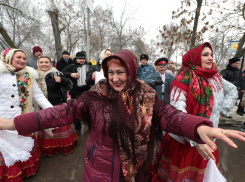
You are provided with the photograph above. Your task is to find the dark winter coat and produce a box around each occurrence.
[145,72,175,103]
[56,57,74,72]
[220,64,240,87]
[62,61,90,97]
[86,63,102,86]
[45,72,68,105]
[239,70,245,90]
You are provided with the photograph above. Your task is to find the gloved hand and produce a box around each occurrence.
[154,80,163,85]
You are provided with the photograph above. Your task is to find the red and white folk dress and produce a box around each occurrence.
[149,76,237,182]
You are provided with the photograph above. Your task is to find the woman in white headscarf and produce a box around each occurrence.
[0,48,52,181]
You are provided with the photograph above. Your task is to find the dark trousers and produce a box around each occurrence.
[237,92,244,113]
[62,89,67,102]
[71,95,81,130]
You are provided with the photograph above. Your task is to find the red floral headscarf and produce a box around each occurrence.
[170,42,218,119]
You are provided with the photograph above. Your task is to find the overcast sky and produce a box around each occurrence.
[94,0,182,43]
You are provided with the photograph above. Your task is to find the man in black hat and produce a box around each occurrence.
[145,57,174,103]
[221,57,240,86]
[56,50,74,71]
[56,51,74,102]
[221,57,244,116]
[136,54,156,82]
[62,52,90,136]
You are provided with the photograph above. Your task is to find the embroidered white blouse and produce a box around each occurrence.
[168,76,238,146]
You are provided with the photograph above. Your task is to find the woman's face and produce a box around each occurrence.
[108,60,128,91]
[11,51,27,69]
[105,50,112,58]
[38,58,52,71]
[201,47,213,70]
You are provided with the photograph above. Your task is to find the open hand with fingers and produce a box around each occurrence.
[197,126,245,151]
[196,144,215,161]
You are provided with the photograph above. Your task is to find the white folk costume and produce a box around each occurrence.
[149,43,237,182]
[0,48,52,181]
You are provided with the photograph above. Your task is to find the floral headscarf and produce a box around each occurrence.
[0,48,33,114]
[170,42,219,119]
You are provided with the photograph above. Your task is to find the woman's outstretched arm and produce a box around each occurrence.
[0,96,90,135]
[154,96,245,151]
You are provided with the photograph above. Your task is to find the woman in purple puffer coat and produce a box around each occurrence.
[0,49,244,182]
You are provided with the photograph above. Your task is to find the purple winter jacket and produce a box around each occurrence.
[14,93,213,181]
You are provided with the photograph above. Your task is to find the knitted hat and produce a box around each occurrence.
[0,48,27,64]
[155,57,168,66]
[74,52,86,59]
[140,54,148,61]
[62,50,70,55]
[32,46,42,54]
[229,57,240,64]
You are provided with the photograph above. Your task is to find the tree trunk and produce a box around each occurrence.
[234,33,245,58]
[48,10,62,60]
[189,0,202,49]
[0,23,17,48]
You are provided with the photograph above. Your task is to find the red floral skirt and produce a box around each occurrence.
[37,125,78,156]
[0,133,40,182]
[149,133,219,182]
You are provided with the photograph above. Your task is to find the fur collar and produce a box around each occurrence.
[0,59,38,79]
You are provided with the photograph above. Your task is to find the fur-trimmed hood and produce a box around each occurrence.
[0,59,38,79]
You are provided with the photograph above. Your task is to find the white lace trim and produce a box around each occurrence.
[0,130,34,167]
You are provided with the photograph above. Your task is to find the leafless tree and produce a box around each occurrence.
[109,1,136,51]
[0,0,42,49]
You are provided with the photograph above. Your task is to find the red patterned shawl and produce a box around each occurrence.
[170,42,219,119]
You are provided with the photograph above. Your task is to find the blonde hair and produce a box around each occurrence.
[37,55,52,62]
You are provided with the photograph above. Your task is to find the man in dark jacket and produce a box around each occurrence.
[221,57,242,116]
[62,52,90,136]
[56,51,74,71]
[220,57,240,86]
[145,57,174,103]
[56,51,74,101]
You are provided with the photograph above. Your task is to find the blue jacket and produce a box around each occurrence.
[145,72,175,103]
[136,64,156,82]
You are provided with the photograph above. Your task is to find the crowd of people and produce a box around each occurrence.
[0,43,244,182]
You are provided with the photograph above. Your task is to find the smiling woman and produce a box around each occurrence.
[35,55,78,157]
[107,58,128,91]
[201,44,214,70]
[149,42,238,182]
[10,51,27,69]
[0,48,53,181]
[38,56,52,71]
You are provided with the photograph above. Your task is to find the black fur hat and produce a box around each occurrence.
[62,50,70,55]
[229,57,240,64]
[140,54,149,61]
[75,52,86,59]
